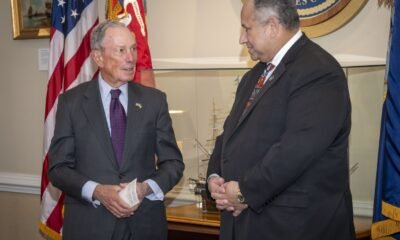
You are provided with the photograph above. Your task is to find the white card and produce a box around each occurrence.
[118,178,139,207]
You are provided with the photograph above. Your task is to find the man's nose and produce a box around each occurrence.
[239,32,247,45]
[126,50,136,62]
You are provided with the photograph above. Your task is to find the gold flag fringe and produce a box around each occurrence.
[38,222,62,240]
[378,0,394,8]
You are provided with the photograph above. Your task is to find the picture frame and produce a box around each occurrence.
[10,0,51,39]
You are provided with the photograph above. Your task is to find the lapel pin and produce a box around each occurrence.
[269,75,275,82]
[135,103,142,109]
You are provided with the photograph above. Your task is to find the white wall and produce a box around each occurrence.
[143,0,390,60]
[0,2,48,174]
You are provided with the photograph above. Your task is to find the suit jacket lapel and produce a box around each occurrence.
[82,79,118,168]
[224,63,265,141]
[237,63,286,125]
[121,83,144,168]
[227,34,310,138]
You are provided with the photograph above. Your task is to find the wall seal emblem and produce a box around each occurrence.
[297,0,368,38]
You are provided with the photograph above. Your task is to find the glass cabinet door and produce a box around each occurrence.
[156,65,386,214]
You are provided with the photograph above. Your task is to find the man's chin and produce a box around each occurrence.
[123,74,135,81]
[119,77,133,83]
[249,55,259,61]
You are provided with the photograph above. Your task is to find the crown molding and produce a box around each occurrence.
[0,172,40,195]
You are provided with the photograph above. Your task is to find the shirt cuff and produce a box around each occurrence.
[82,180,100,208]
[207,173,220,183]
[144,179,164,201]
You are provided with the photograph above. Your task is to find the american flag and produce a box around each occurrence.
[39,0,98,238]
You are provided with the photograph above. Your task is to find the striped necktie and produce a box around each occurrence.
[243,63,275,112]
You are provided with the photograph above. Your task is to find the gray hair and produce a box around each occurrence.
[90,20,128,50]
[253,0,300,30]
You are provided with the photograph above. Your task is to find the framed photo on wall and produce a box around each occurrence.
[10,0,51,39]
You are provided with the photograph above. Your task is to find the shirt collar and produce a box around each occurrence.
[269,30,303,67]
[98,73,128,98]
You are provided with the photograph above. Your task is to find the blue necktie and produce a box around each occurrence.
[110,89,126,165]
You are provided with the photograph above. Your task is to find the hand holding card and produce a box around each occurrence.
[119,178,139,207]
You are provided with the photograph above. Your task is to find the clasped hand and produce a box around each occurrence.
[208,177,248,217]
[93,181,150,218]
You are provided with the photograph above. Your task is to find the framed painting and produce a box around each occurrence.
[10,0,51,39]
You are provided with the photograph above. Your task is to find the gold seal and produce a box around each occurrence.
[298,0,368,38]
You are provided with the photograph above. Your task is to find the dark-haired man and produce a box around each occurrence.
[207,0,355,239]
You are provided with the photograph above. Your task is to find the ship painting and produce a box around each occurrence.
[23,0,51,29]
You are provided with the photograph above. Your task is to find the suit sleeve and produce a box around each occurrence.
[207,134,223,179]
[151,93,185,194]
[48,94,90,201]
[206,70,250,182]
[239,66,350,212]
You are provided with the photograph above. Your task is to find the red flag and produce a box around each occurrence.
[107,0,155,87]
[39,1,98,239]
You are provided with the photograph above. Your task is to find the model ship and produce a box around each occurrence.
[189,100,228,212]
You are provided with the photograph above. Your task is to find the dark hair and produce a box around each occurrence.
[90,20,127,50]
[253,0,300,30]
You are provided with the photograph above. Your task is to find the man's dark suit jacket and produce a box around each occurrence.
[207,35,355,240]
[48,79,184,240]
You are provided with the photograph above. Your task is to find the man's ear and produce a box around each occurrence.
[91,50,103,67]
[267,16,280,38]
